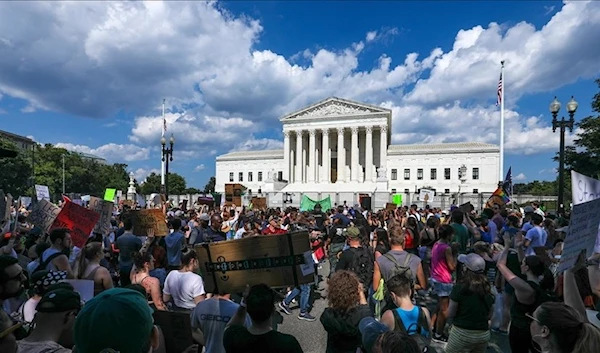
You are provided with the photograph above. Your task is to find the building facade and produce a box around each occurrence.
[0,129,35,152]
[215,97,500,209]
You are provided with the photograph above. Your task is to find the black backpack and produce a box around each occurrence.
[349,247,374,287]
[33,252,64,274]
[391,307,433,352]
[383,252,414,284]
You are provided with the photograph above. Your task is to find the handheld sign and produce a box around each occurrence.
[195,231,313,294]
[129,209,169,236]
[557,197,600,273]
[89,197,114,235]
[35,185,50,201]
[27,200,61,234]
[103,188,116,202]
[50,201,100,248]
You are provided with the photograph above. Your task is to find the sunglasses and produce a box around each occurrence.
[525,313,541,324]
[0,321,23,339]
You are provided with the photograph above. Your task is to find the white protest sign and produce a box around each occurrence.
[418,189,435,202]
[35,185,50,201]
[572,171,600,205]
[89,196,113,235]
[557,197,600,273]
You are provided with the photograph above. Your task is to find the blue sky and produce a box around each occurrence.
[1,0,599,189]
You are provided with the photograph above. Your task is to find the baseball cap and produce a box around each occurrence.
[346,226,360,239]
[359,317,389,353]
[458,253,486,274]
[36,288,82,313]
[74,288,154,353]
[523,206,535,214]
[198,213,210,221]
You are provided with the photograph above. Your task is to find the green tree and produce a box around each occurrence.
[0,138,32,196]
[140,172,187,195]
[203,176,216,193]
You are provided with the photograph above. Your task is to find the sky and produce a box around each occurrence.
[1,0,599,189]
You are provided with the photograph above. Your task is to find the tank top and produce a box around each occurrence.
[431,241,452,283]
[84,266,104,297]
[395,306,420,335]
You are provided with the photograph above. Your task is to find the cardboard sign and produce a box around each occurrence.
[571,171,600,206]
[35,185,50,201]
[89,197,114,235]
[153,311,193,353]
[129,209,169,236]
[251,197,267,210]
[27,200,61,234]
[557,197,600,273]
[50,201,100,248]
[385,203,396,211]
[195,231,313,294]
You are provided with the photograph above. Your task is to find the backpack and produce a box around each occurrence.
[391,307,432,352]
[33,252,64,274]
[382,252,414,284]
[349,247,374,287]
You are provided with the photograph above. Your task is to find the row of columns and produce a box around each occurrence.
[282,125,388,183]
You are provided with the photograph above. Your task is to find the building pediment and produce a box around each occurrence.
[280,97,390,122]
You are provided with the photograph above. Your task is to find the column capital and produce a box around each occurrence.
[351,126,359,134]
[322,128,330,136]
[365,126,373,133]
[380,125,388,133]
[308,129,316,136]
[296,130,305,136]
[336,127,345,134]
[283,130,290,137]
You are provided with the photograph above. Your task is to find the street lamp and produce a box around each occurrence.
[62,154,66,195]
[161,134,175,198]
[550,96,577,216]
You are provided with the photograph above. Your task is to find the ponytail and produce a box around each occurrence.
[572,322,600,353]
[74,242,103,279]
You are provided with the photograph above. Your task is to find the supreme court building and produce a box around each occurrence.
[215,97,500,209]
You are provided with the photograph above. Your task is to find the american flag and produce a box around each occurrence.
[496,72,503,106]
[502,167,513,196]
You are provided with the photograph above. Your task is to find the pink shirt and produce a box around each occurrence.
[431,242,452,283]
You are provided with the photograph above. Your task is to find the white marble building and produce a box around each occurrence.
[215,97,500,208]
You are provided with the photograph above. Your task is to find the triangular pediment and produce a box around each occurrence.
[280,97,390,121]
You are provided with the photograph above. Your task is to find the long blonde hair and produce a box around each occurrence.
[74,242,103,279]
[537,302,600,353]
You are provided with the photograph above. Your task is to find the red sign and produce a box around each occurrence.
[50,201,100,248]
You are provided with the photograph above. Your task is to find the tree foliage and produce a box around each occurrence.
[140,172,188,195]
[203,176,216,193]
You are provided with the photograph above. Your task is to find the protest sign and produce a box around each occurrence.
[64,279,94,302]
[89,197,113,235]
[50,201,100,248]
[557,197,600,273]
[27,199,61,234]
[129,209,169,236]
[392,194,402,205]
[103,188,116,202]
[385,203,396,211]
[19,197,32,209]
[35,185,50,201]
[195,230,312,293]
[571,171,600,206]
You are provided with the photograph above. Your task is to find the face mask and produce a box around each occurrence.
[531,334,549,353]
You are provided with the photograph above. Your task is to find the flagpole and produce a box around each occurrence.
[161,99,166,189]
[499,60,505,183]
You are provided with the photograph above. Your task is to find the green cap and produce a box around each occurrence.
[74,288,154,353]
[346,226,360,239]
[36,288,81,313]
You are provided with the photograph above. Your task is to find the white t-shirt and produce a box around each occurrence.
[20,297,40,323]
[163,271,206,310]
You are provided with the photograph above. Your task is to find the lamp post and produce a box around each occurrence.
[62,154,66,195]
[161,134,175,199]
[550,96,577,216]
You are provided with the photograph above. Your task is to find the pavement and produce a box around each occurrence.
[276,260,511,353]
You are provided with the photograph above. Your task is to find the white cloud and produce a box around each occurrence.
[231,137,284,152]
[131,167,160,182]
[55,142,150,162]
[0,1,598,159]
[194,164,205,172]
[514,173,527,181]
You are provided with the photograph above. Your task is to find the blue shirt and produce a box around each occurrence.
[165,231,185,266]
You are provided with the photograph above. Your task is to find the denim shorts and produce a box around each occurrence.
[431,278,454,297]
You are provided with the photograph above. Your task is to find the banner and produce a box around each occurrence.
[89,197,114,235]
[35,185,50,201]
[558,197,600,273]
[50,201,100,248]
[129,209,169,236]
[27,200,61,234]
[299,195,332,212]
[571,171,600,206]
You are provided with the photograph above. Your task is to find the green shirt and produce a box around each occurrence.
[451,223,469,253]
[450,283,495,331]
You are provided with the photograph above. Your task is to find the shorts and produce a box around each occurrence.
[431,278,454,297]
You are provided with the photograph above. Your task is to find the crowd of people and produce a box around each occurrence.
[1,197,600,353]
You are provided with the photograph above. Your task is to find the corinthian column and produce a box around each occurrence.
[283,130,290,182]
[308,129,316,183]
[295,130,304,184]
[351,127,359,182]
[321,129,330,183]
[337,127,345,183]
[365,126,373,182]
[379,125,388,176]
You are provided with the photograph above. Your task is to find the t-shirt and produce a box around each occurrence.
[40,248,62,271]
[191,298,251,353]
[525,226,547,256]
[165,231,185,266]
[163,271,205,310]
[20,298,40,323]
[17,340,72,353]
[376,250,421,283]
[451,223,469,253]
[223,325,303,353]
[116,233,142,267]
[450,283,495,331]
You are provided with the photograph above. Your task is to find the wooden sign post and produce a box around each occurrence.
[195,231,313,294]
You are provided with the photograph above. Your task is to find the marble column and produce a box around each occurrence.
[365,126,373,182]
[295,130,303,184]
[308,129,316,183]
[336,127,345,183]
[321,129,330,183]
[379,125,388,175]
[351,127,359,181]
[283,130,290,182]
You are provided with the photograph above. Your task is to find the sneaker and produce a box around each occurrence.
[278,302,292,315]
[298,312,316,322]
[431,333,448,344]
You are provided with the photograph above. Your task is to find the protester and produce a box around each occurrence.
[163,247,205,311]
[0,255,26,315]
[130,252,167,311]
[430,224,456,343]
[115,218,142,286]
[165,218,186,271]
[0,309,18,353]
[18,270,67,323]
[74,242,113,297]
[39,229,73,278]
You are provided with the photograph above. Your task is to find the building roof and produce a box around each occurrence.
[216,149,284,161]
[0,129,35,143]
[76,151,106,161]
[280,97,391,121]
[388,141,499,155]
